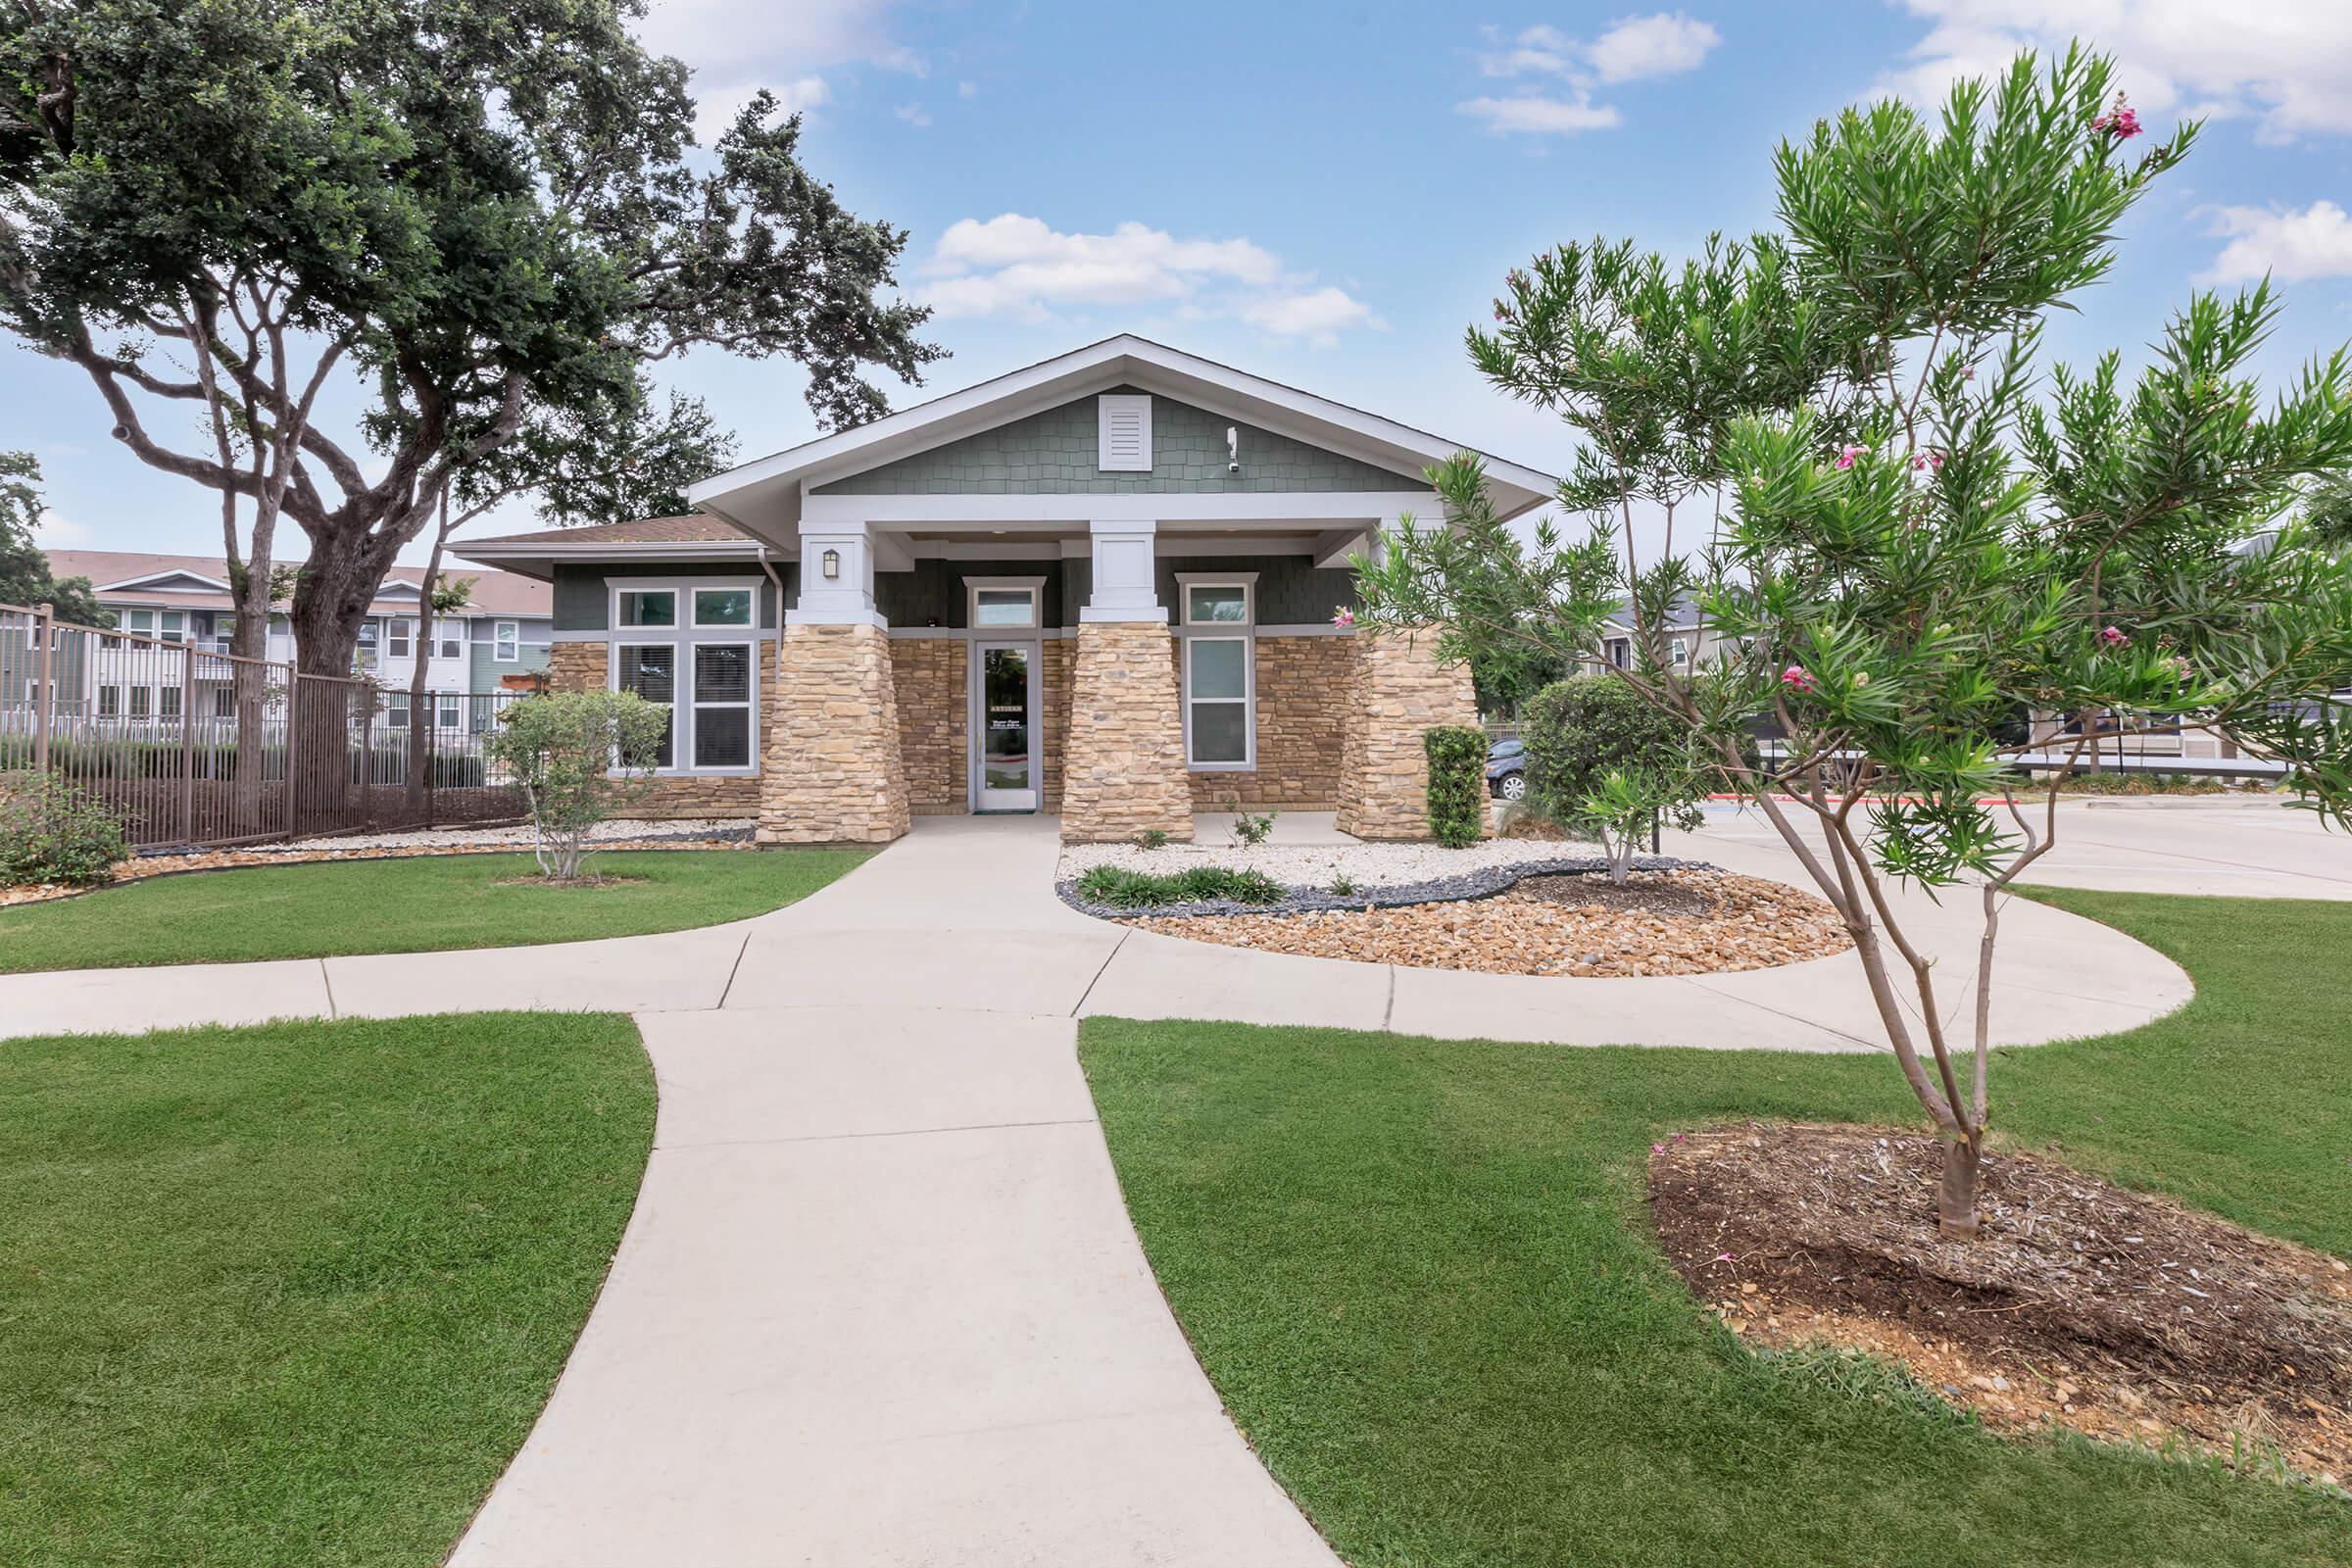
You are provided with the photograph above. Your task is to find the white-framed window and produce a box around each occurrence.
[386,691,410,728]
[1670,636,1690,668]
[1177,574,1255,770]
[121,608,186,644]
[355,619,379,672]
[966,576,1045,630]
[128,686,152,719]
[387,617,413,661]
[608,578,761,774]
[494,619,519,662]
[433,617,466,660]
[1606,637,1631,669]
[436,692,463,729]
[159,685,182,721]
[213,686,235,718]
[98,685,121,718]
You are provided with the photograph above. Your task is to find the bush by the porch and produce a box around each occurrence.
[1522,677,1706,837]
[1423,724,1490,847]
[483,691,669,881]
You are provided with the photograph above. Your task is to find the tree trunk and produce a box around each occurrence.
[287,532,394,823]
[1937,1132,1984,1240]
[226,564,274,836]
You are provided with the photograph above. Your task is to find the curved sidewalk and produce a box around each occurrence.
[0,813,2196,1566]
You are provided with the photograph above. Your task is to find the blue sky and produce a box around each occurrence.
[13,0,2352,561]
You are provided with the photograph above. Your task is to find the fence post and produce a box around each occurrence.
[178,647,197,840]
[32,602,54,775]
[284,668,300,839]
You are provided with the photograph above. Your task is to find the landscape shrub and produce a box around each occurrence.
[1075,863,1286,907]
[0,770,129,887]
[1224,800,1278,846]
[1422,724,1489,847]
[1521,677,1706,838]
[482,690,669,880]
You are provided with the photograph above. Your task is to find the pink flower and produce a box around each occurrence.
[1651,1144,1666,1154]
[2092,94,2143,139]
[2100,625,2131,649]
[1494,303,1507,322]
[1715,1252,1737,1263]
[1834,443,1869,470]
[1332,607,1355,629]
[1912,451,1945,471]
[2164,654,2192,680]
[1781,664,1817,694]
[1962,364,1977,382]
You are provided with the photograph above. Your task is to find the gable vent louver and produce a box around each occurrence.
[1097,394,1152,472]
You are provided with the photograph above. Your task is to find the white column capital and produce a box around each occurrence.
[788,522,887,628]
[1080,517,1166,623]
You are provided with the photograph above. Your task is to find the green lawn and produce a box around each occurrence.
[1081,889,2352,1568]
[0,848,870,973]
[0,1010,655,1567]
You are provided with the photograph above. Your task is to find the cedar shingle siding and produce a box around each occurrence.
[810,387,1425,496]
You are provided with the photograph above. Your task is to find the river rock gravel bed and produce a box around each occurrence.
[1110,868,1852,977]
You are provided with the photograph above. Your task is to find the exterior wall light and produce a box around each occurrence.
[821,548,840,580]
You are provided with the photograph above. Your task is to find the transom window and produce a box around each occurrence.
[1178,574,1256,770]
[610,579,761,775]
[967,577,1045,631]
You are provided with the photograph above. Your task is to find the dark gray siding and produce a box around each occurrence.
[1158,556,1358,625]
[553,562,793,633]
[874,561,1069,628]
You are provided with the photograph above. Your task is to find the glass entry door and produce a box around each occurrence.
[973,641,1039,811]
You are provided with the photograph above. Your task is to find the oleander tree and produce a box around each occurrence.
[1355,47,2352,1238]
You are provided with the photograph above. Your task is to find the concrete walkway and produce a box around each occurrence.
[0,807,2239,1565]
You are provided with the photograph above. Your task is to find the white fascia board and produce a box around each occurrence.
[800,491,1442,526]
[688,334,1560,523]
[95,569,234,593]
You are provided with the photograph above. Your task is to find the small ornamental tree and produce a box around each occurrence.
[483,690,669,881]
[1356,48,2352,1239]
[1571,766,1690,885]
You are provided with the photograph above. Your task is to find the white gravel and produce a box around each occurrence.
[1057,834,1598,891]
[277,816,754,852]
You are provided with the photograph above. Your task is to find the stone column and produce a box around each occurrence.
[1060,519,1194,844]
[1334,625,1479,841]
[758,525,911,845]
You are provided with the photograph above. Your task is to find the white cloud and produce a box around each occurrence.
[919,215,1377,343]
[1461,15,1715,134]
[32,509,92,547]
[895,102,932,128]
[1883,2,2352,141]
[1458,94,1622,135]
[1238,287,1386,347]
[956,79,978,99]
[693,75,828,143]
[2201,200,2352,284]
[1587,13,1721,83]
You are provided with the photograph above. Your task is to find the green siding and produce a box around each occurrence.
[468,636,551,689]
[553,564,793,633]
[812,387,1427,496]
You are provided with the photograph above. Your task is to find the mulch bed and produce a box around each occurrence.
[1651,1123,2352,1487]
[1122,868,1852,977]
[0,838,752,908]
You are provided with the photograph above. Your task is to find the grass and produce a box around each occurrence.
[1075,862,1287,906]
[1080,888,2352,1567]
[0,848,870,973]
[0,1010,655,1566]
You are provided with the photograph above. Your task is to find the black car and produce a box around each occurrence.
[1486,737,1527,801]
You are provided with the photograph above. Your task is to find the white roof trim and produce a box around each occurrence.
[96,569,233,593]
[686,335,1558,536]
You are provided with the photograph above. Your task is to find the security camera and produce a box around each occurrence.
[1226,425,1240,472]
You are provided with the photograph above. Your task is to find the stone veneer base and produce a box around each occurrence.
[759,622,911,845]
[1334,626,1481,841]
[1059,620,1195,844]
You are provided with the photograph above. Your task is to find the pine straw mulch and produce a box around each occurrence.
[1651,1123,2352,1488]
[0,838,751,908]
[1123,868,1853,977]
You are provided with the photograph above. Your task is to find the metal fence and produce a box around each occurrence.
[2,601,532,852]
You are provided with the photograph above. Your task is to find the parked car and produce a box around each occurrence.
[1487,736,1526,801]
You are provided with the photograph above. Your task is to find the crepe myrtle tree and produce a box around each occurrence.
[1355,47,2352,1239]
[484,689,669,882]
[0,0,938,696]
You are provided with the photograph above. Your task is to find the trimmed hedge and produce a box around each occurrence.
[1423,724,1489,848]
[1520,676,1705,834]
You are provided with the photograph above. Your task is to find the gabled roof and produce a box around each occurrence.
[42,549,552,617]
[686,335,1559,537]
